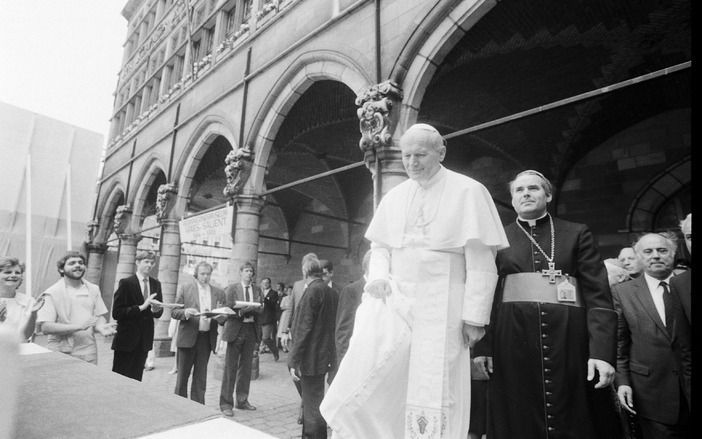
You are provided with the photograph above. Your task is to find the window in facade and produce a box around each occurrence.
[243,0,253,22]
[225,6,237,36]
[204,27,214,55]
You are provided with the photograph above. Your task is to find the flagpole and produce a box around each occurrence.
[66,165,72,250]
[25,155,32,296]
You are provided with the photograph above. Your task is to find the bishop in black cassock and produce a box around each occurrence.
[474,170,620,439]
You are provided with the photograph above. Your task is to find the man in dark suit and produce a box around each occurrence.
[258,277,279,361]
[670,214,691,326]
[334,250,370,366]
[171,261,225,404]
[289,255,338,439]
[613,233,691,438]
[111,250,163,381]
[219,262,263,417]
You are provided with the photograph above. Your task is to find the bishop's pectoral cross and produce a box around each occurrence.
[541,262,562,284]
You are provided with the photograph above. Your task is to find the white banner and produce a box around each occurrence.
[179,205,234,289]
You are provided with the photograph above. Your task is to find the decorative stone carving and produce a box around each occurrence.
[223,145,255,198]
[356,81,404,154]
[155,183,178,223]
[113,204,133,236]
[86,220,100,244]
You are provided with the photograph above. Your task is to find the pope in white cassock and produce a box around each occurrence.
[320,123,509,438]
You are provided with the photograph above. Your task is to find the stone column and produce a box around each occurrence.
[112,204,140,300]
[85,243,108,285]
[222,145,258,283]
[229,195,265,283]
[153,183,180,356]
[356,80,407,207]
[113,234,141,294]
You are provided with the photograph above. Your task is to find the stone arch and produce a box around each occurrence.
[96,181,126,243]
[247,51,372,193]
[131,157,168,228]
[626,157,690,232]
[393,0,498,131]
[174,114,238,215]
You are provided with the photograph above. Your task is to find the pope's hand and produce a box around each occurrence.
[365,279,391,301]
[462,323,485,348]
[473,356,493,378]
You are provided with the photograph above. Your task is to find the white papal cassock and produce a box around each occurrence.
[321,166,509,439]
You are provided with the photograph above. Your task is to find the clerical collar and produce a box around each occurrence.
[415,165,447,189]
[517,212,549,227]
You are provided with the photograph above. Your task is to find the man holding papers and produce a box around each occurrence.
[219,262,263,416]
[171,261,226,404]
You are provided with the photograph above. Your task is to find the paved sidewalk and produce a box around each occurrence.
[39,336,307,439]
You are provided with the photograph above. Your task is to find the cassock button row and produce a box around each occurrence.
[546,391,553,396]
[546,403,552,408]
[541,333,548,339]
[544,379,552,385]
[541,322,548,327]
[541,311,547,316]
[544,357,551,362]
[547,415,554,420]
[544,368,551,373]
[548,427,556,432]
[543,345,550,351]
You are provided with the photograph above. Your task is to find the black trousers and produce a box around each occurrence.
[112,349,149,381]
[300,374,327,439]
[174,332,212,404]
[219,323,256,410]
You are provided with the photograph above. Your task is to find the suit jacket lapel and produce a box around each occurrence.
[632,276,670,340]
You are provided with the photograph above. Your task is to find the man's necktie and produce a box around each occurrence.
[245,285,251,302]
[661,281,674,332]
[143,277,150,301]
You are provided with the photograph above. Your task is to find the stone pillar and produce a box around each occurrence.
[153,218,180,356]
[113,234,141,295]
[85,243,108,285]
[112,204,140,299]
[229,195,265,283]
[356,80,407,207]
[152,183,180,356]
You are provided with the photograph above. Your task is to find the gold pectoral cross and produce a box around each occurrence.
[541,262,562,284]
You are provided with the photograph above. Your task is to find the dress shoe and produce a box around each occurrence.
[236,401,257,411]
[221,408,234,417]
[273,351,280,361]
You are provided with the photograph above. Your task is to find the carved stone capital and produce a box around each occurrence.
[117,233,142,244]
[356,81,404,155]
[234,194,266,214]
[223,144,255,199]
[156,183,178,223]
[113,204,133,236]
[85,220,100,244]
[86,242,108,254]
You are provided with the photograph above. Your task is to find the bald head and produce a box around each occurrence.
[680,213,691,253]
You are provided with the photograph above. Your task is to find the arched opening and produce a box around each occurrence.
[404,0,689,252]
[258,79,372,283]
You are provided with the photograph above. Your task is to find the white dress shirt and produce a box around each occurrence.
[643,272,674,325]
[197,282,212,331]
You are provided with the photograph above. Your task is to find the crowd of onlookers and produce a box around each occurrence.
[0,211,691,439]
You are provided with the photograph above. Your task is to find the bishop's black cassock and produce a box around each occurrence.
[475,215,621,439]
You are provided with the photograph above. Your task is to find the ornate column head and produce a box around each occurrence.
[156,183,178,223]
[86,220,100,244]
[113,204,134,236]
[356,81,404,158]
[223,144,255,199]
